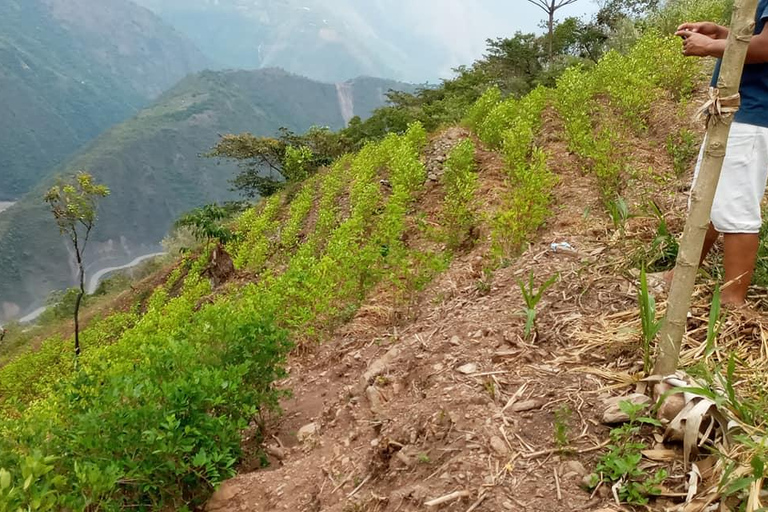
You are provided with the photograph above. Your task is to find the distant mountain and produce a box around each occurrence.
[0,69,408,320]
[129,0,523,83]
[0,0,209,200]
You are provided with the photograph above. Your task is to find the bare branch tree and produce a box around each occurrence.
[526,0,582,63]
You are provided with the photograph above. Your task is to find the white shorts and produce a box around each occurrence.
[691,121,768,234]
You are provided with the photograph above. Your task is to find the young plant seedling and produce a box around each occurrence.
[518,271,558,341]
[638,267,663,374]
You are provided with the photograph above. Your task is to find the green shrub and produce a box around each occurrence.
[442,139,479,249]
[464,86,502,131]
[0,310,290,509]
[651,0,731,35]
[492,149,558,258]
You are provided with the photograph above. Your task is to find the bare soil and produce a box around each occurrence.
[206,103,716,512]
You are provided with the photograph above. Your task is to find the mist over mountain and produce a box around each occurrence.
[0,0,208,200]
[0,69,406,320]
[129,0,577,83]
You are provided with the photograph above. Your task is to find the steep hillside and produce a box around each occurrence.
[0,0,208,199]
[0,70,408,320]
[2,18,768,509]
[130,0,523,83]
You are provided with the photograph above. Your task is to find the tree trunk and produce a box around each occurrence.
[654,0,760,376]
[74,251,84,357]
[548,7,555,64]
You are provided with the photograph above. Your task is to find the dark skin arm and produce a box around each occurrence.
[675,21,768,64]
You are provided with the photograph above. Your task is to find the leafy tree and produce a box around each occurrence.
[553,17,610,62]
[482,33,546,94]
[174,203,243,245]
[525,0,584,63]
[596,0,661,26]
[209,126,348,199]
[44,172,110,356]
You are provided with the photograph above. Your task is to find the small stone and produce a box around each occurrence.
[602,393,652,424]
[490,436,509,456]
[297,422,319,442]
[457,363,478,375]
[655,384,686,422]
[509,399,544,412]
[449,335,461,345]
[265,445,286,460]
[581,473,598,490]
[561,460,586,477]
[366,386,384,416]
[207,482,241,511]
[428,172,439,181]
[370,438,380,447]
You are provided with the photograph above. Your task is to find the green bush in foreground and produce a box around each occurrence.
[0,302,290,510]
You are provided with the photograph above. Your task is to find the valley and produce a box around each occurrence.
[0,0,207,199]
[0,69,409,320]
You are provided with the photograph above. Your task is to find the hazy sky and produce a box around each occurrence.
[397,0,600,77]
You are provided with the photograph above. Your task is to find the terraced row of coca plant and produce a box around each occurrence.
[229,123,444,341]
[466,85,556,259]
[554,33,698,203]
[0,123,450,510]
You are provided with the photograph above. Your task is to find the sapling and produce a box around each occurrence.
[519,271,558,340]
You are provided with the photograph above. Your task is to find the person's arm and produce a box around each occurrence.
[677,21,730,39]
[677,28,768,63]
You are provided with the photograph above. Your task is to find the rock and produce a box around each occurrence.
[561,460,587,477]
[361,346,402,389]
[297,422,319,442]
[509,399,544,412]
[655,383,686,421]
[581,474,596,490]
[457,363,478,375]
[265,445,286,460]
[207,481,242,511]
[366,386,384,416]
[490,436,509,456]
[601,393,652,424]
[395,451,413,467]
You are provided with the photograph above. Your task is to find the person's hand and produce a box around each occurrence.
[677,30,718,57]
[676,22,728,39]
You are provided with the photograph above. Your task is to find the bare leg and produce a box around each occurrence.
[664,223,720,287]
[721,233,760,305]
[700,223,720,264]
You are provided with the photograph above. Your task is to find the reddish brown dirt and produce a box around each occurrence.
[206,104,710,512]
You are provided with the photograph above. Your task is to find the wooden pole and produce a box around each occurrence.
[654,0,760,376]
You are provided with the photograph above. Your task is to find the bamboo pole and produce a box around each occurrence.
[654,0,760,376]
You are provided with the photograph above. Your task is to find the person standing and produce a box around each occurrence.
[674,0,768,305]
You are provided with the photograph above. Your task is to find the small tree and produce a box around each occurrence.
[45,172,110,356]
[525,0,583,63]
[209,126,345,199]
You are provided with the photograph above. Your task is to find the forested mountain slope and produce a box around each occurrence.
[0,0,208,199]
[0,69,407,319]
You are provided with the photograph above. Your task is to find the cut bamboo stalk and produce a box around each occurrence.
[654,0,760,376]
